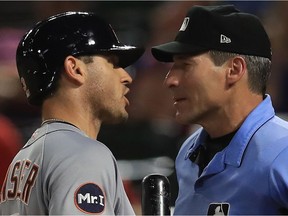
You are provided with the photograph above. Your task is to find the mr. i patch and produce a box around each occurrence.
[74,183,105,214]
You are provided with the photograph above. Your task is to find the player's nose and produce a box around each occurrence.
[119,68,133,85]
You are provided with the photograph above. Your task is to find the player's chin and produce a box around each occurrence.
[118,111,129,123]
[105,109,129,124]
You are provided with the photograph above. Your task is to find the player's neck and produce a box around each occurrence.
[41,98,101,140]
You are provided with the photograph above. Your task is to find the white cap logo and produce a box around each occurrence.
[179,17,190,31]
[220,34,231,43]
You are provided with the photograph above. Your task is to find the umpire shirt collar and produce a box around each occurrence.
[185,94,275,167]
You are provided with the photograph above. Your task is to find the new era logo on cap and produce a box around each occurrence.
[220,34,231,43]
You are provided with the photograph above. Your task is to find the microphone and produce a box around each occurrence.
[189,145,205,162]
[141,174,171,215]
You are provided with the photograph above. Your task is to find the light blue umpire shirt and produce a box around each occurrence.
[174,95,288,215]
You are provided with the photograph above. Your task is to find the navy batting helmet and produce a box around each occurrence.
[16,11,144,105]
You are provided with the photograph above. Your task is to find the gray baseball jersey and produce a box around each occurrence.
[0,121,135,215]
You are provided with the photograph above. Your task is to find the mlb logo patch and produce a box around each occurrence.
[207,203,230,215]
[74,183,105,214]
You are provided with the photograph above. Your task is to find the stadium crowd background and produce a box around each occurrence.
[1,1,288,214]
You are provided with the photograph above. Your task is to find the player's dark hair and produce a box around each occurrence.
[77,56,94,64]
[208,50,271,96]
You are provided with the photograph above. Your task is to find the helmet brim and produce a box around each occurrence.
[73,45,145,68]
[112,46,145,68]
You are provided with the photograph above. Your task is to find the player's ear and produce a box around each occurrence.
[226,56,246,86]
[63,55,85,85]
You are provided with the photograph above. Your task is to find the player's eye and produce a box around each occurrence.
[107,55,120,68]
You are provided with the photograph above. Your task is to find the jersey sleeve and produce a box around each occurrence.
[42,131,135,215]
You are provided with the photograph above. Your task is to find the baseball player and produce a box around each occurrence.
[0,12,144,215]
[151,4,288,215]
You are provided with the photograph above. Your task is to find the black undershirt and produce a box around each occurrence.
[195,130,237,175]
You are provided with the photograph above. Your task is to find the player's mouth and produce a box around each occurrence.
[124,96,130,106]
[124,89,130,106]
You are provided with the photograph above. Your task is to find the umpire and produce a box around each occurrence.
[0,12,144,215]
[152,4,288,215]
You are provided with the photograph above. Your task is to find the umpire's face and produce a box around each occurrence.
[163,52,229,127]
[81,54,133,124]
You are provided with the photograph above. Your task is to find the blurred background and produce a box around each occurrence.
[1,1,288,214]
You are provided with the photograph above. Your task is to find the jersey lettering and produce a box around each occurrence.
[1,159,39,205]
[22,162,39,204]
[78,193,105,206]
[7,161,21,199]
[0,164,10,203]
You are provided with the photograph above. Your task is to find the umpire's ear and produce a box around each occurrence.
[225,56,247,87]
[63,55,86,86]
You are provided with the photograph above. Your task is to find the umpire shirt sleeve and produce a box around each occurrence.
[269,146,288,210]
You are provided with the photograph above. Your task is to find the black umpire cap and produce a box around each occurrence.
[151,5,271,62]
[17,11,145,105]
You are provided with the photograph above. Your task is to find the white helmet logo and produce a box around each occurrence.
[20,77,31,97]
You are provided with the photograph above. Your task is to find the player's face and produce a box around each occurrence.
[84,54,132,124]
[164,53,227,126]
